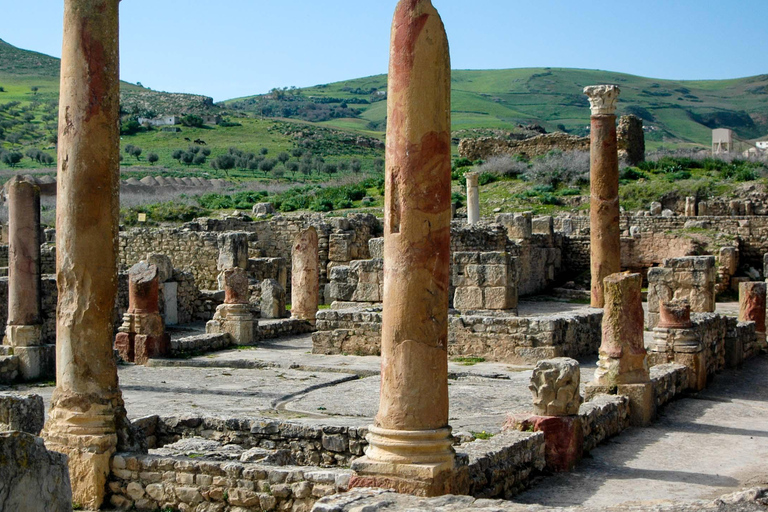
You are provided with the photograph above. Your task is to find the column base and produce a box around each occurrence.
[521,415,583,472]
[206,304,256,345]
[349,426,463,496]
[42,391,122,510]
[13,344,55,381]
[618,382,656,427]
[592,353,649,388]
[6,324,42,347]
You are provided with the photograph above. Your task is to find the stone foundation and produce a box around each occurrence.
[313,307,602,363]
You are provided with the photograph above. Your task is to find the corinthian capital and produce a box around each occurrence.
[584,85,620,116]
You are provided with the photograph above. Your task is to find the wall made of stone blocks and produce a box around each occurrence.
[646,256,716,329]
[313,307,603,363]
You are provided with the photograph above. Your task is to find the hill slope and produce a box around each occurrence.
[227,68,768,148]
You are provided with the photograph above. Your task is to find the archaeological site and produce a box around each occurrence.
[0,1,767,511]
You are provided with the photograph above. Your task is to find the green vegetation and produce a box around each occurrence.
[471,430,494,440]
[452,356,486,366]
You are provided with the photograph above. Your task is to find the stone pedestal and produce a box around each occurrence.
[5,177,46,380]
[739,281,766,349]
[525,358,584,472]
[115,262,170,365]
[466,172,479,225]
[587,272,655,426]
[291,227,319,326]
[207,267,256,345]
[351,0,461,497]
[585,85,621,308]
[41,1,135,508]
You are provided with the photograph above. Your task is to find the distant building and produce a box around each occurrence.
[137,115,181,127]
[756,141,768,150]
[712,128,733,155]
[202,115,222,126]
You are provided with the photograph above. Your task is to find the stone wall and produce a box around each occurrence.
[646,256,716,329]
[313,307,603,363]
[452,252,518,311]
[458,132,590,161]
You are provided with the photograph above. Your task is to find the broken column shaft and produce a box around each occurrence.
[466,172,479,225]
[42,1,130,508]
[5,177,45,379]
[351,0,458,496]
[739,281,766,349]
[291,227,319,325]
[585,85,621,308]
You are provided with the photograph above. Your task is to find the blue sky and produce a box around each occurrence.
[1,0,766,102]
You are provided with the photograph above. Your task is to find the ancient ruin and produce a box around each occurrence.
[291,227,319,326]
[584,85,621,308]
[206,267,256,345]
[466,171,480,224]
[40,0,132,508]
[349,0,457,497]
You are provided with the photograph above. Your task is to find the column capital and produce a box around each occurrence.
[584,85,620,116]
[465,171,479,187]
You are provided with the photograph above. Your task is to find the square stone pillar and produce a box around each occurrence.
[584,85,621,308]
[739,281,766,351]
[350,0,463,497]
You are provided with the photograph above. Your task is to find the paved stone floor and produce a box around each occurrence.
[6,299,765,511]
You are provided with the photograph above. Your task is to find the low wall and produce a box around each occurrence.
[312,307,603,364]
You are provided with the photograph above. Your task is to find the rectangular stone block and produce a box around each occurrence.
[479,252,508,265]
[483,287,513,310]
[464,265,485,287]
[483,265,508,287]
[13,345,54,381]
[453,287,483,310]
[618,382,656,427]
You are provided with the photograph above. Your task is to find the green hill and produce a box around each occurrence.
[227,68,768,149]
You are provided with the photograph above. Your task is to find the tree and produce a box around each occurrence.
[201,148,211,157]
[273,168,285,180]
[259,147,269,156]
[351,159,362,174]
[147,152,159,165]
[172,149,183,161]
[211,154,235,171]
[129,146,142,160]
[181,152,194,166]
[181,115,204,128]
[339,161,349,172]
[291,148,304,158]
[278,152,290,165]
[193,154,207,166]
[1,151,23,167]
[259,158,276,177]
[323,163,338,177]
[286,161,299,177]
[30,86,38,95]
[300,162,312,180]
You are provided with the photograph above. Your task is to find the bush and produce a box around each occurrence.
[475,155,529,178]
[620,167,646,180]
[478,172,497,186]
[181,115,204,128]
[524,150,589,187]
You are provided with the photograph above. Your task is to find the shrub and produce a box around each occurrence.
[181,115,204,128]
[477,172,497,186]
[620,167,646,180]
[524,150,589,187]
[475,155,529,178]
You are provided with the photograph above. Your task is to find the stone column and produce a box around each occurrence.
[351,0,459,497]
[5,177,46,380]
[207,268,256,345]
[115,262,170,365]
[649,300,707,391]
[584,85,621,308]
[739,281,766,349]
[291,227,319,326]
[586,272,655,426]
[41,1,132,508]
[465,172,480,225]
[685,197,697,217]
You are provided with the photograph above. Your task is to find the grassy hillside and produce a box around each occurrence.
[227,68,768,149]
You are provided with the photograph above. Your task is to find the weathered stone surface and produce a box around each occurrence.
[352,0,458,496]
[739,281,766,334]
[222,267,250,305]
[593,272,649,387]
[252,202,276,217]
[260,278,286,319]
[127,262,160,314]
[217,232,248,270]
[42,1,132,508]
[617,114,645,165]
[466,172,480,225]
[6,176,41,328]
[658,299,692,329]
[458,132,590,161]
[368,237,384,260]
[529,358,583,417]
[146,253,173,283]
[0,431,72,512]
[585,85,621,308]
[206,303,256,346]
[646,256,717,329]
[650,202,663,215]
[292,227,320,325]
[0,393,44,435]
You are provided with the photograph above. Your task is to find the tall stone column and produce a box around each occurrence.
[585,85,621,308]
[5,176,45,379]
[41,1,132,508]
[466,171,480,225]
[739,281,766,349]
[351,0,459,496]
[586,272,655,426]
[291,227,319,326]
